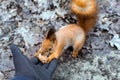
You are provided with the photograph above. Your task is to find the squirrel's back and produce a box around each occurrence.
[71,0,97,33]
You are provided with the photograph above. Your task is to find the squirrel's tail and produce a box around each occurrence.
[71,0,98,33]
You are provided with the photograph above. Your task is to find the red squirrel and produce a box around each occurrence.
[34,0,98,63]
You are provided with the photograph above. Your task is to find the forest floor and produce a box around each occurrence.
[0,0,120,80]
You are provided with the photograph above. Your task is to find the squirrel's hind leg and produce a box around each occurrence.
[72,38,85,58]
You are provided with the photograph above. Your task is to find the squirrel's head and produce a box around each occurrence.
[37,28,56,56]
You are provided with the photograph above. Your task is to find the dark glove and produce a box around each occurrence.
[10,44,57,80]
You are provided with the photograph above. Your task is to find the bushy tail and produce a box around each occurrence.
[71,0,98,33]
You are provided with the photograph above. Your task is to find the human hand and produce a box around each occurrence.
[10,44,57,80]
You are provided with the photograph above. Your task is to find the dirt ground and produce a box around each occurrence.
[0,0,120,80]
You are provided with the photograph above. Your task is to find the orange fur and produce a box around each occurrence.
[34,0,98,63]
[71,0,97,33]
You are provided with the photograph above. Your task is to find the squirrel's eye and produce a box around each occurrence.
[49,48,52,51]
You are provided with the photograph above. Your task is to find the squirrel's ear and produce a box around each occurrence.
[46,28,56,40]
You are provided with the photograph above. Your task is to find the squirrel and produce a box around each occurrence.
[34,0,98,63]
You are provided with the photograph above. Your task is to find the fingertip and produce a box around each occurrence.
[10,44,17,51]
[50,58,58,65]
[10,44,22,56]
[48,58,58,71]
[31,57,40,65]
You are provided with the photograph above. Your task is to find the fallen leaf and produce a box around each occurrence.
[109,34,120,50]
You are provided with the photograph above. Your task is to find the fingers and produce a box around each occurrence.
[31,57,41,65]
[10,44,23,56]
[42,63,49,68]
[31,56,48,65]
[10,44,29,74]
[47,58,57,76]
[10,44,40,77]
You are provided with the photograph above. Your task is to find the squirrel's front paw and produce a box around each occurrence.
[41,59,48,63]
[72,54,78,58]
[46,57,52,63]
[34,52,39,57]
[38,54,48,63]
